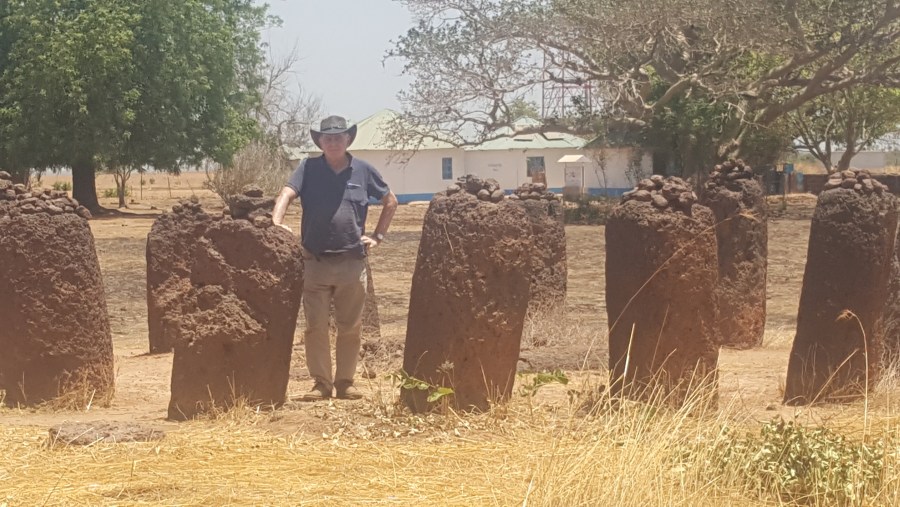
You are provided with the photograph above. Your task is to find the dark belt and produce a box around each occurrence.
[304,248,356,261]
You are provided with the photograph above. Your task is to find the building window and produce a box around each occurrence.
[442,157,453,180]
[526,156,545,177]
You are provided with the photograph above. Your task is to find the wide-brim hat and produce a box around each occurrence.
[310,115,357,149]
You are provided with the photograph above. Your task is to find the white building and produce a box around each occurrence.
[291,110,651,203]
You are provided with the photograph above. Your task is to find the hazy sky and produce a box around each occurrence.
[261,0,415,123]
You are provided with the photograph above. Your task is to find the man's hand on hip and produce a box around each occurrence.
[361,235,380,249]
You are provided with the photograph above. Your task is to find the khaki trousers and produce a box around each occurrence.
[302,250,367,390]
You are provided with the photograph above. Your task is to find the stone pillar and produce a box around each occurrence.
[884,230,900,364]
[402,175,531,413]
[167,189,303,420]
[511,183,567,315]
[784,170,897,405]
[700,159,768,349]
[606,176,719,407]
[0,172,114,407]
[146,197,211,353]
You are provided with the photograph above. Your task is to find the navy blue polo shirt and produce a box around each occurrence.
[286,154,389,257]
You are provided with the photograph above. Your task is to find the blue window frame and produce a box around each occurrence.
[442,157,453,180]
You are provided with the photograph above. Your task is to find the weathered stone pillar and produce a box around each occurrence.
[784,170,897,405]
[402,176,531,412]
[511,183,567,315]
[606,176,719,407]
[700,159,768,349]
[884,230,900,364]
[146,197,211,353]
[0,172,114,407]
[167,190,303,420]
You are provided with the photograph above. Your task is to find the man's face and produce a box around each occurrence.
[320,133,350,156]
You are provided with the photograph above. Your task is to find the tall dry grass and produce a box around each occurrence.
[4,367,900,506]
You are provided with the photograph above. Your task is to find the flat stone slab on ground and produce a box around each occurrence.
[48,422,166,446]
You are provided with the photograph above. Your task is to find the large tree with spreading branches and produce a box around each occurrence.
[0,0,269,211]
[390,0,900,172]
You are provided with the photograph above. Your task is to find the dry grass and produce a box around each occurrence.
[5,371,900,506]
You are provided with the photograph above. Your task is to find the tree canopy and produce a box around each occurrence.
[391,0,900,172]
[0,0,269,210]
[789,86,900,172]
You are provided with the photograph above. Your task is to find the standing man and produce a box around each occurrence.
[272,115,398,400]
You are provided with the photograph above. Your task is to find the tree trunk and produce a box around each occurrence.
[8,168,30,186]
[114,170,128,209]
[72,160,100,212]
[812,151,834,174]
[836,147,856,172]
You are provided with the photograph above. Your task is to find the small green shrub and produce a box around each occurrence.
[390,369,454,403]
[103,187,130,198]
[518,369,569,397]
[701,418,885,506]
[51,181,72,192]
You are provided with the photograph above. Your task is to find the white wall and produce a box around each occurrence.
[579,148,653,190]
[351,148,464,198]
[464,147,650,192]
[327,146,652,200]
[831,151,887,170]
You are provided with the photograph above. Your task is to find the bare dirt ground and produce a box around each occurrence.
[0,176,836,431]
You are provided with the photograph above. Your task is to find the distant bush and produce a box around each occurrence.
[204,140,293,203]
[563,195,617,225]
[102,187,129,198]
[51,181,72,192]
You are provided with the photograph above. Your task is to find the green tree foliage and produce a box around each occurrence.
[639,77,792,175]
[789,86,900,173]
[503,97,540,122]
[0,0,268,210]
[391,0,900,171]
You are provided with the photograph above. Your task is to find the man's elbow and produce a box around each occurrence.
[279,186,298,201]
[382,191,399,209]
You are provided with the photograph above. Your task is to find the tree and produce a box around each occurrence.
[789,86,900,172]
[503,97,540,122]
[390,0,900,166]
[254,44,323,150]
[206,42,322,204]
[205,43,323,201]
[0,0,269,211]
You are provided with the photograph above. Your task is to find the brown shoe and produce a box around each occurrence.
[296,381,332,401]
[335,380,363,400]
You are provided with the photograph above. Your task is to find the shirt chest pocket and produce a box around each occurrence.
[344,182,368,205]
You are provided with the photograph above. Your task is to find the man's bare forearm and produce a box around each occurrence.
[272,187,297,226]
[373,191,399,237]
